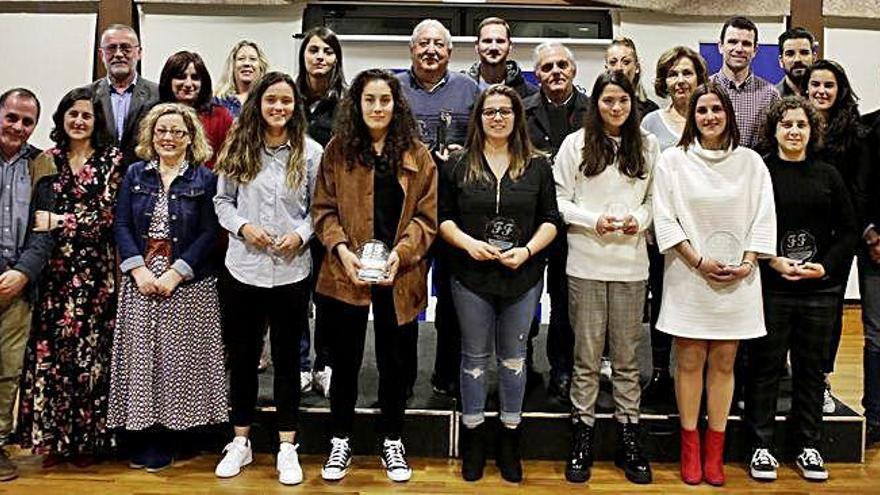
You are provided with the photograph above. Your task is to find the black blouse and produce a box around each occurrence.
[439,151,560,300]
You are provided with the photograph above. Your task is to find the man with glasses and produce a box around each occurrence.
[89,24,159,168]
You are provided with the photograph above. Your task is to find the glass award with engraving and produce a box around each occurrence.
[704,231,742,267]
[781,229,817,264]
[264,224,284,265]
[357,239,391,282]
[604,201,629,230]
[484,216,522,252]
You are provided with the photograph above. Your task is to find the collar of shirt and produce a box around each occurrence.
[106,73,139,96]
[263,141,292,167]
[714,69,754,91]
[145,159,190,177]
[407,68,449,93]
[544,90,575,108]
[0,144,33,167]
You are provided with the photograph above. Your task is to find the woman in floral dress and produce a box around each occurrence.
[18,87,122,467]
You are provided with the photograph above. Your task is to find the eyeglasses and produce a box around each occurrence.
[481,107,515,119]
[154,128,188,139]
[101,44,139,56]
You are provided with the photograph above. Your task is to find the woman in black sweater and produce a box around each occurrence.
[744,96,857,483]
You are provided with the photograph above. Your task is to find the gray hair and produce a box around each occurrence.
[410,19,453,49]
[101,23,140,44]
[533,42,574,68]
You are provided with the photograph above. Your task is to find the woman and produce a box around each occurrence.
[652,83,776,486]
[605,37,658,121]
[159,50,233,168]
[439,84,558,483]
[744,96,856,483]
[212,72,322,485]
[18,87,121,467]
[640,46,709,405]
[294,26,347,397]
[108,103,226,472]
[214,40,270,119]
[312,69,436,483]
[804,59,868,411]
[556,71,659,485]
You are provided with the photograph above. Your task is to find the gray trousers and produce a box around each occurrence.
[568,277,645,426]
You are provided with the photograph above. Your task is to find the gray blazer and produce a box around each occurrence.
[89,76,159,170]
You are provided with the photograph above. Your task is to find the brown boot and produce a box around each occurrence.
[0,449,18,481]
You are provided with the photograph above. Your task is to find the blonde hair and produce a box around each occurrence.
[215,40,270,99]
[135,103,212,164]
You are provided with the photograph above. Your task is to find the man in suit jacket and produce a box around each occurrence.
[89,24,159,168]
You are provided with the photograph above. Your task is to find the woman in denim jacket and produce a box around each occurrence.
[108,103,226,472]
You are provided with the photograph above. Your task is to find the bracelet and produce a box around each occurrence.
[524,246,533,258]
[741,259,756,270]
[694,256,703,269]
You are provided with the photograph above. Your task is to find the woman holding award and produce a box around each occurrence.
[651,83,776,486]
[311,69,436,483]
[555,71,660,485]
[438,84,559,483]
[213,72,323,485]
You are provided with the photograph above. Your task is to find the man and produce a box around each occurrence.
[89,24,159,167]
[709,16,779,149]
[396,19,479,396]
[523,42,588,399]
[0,88,55,480]
[777,27,817,97]
[464,17,538,99]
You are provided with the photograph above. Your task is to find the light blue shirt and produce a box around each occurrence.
[0,145,33,263]
[107,75,138,140]
[214,137,322,288]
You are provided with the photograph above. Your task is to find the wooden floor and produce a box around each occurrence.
[1,307,876,494]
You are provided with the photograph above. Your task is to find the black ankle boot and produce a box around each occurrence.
[496,425,522,482]
[615,420,652,484]
[460,423,487,481]
[642,368,672,405]
[565,420,594,482]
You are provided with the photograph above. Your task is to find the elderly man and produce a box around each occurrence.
[89,24,159,167]
[397,19,479,397]
[464,17,537,99]
[776,27,817,97]
[0,88,55,480]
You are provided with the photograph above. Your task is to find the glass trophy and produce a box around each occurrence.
[781,230,817,264]
[484,216,522,252]
[604,201,629,230]
[704,231,742,267]
[357,239,391,282]
[263,224,284,265]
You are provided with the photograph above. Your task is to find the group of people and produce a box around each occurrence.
[0,12,878,489]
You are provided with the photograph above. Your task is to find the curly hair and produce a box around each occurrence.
[653,46,708,99]
[296,27,346,103]
[49,86,113,151]
[215,72,308,189]
[159,51,215,114]
[462,84,535,184]
[679,82,740,151]
[333,69,418,172]
[805,59,863,159]
[214,40,270,99]
[580,71,646,179]
[134,103,212,164]
[758,96,824,157]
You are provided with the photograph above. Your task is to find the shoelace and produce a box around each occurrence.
[800,448,824,467]
[222,441,246,456]
[383,440,408,469]
[326,438,350,467]
[571,428,591,459]
[751,448,779,468]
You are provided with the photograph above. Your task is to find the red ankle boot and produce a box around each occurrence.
[679,428,701,485]
[702,428,726,486]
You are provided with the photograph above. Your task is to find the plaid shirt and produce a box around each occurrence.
[710,71,779,149]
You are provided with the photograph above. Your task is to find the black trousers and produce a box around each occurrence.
[823,283,847,373]
[745,290,836,450]
[224,273,309,431]
[545,231,574,379]
[647,238,671,369]
[327,287,419,438]
[309,243,333,371]
[431,253,461,388]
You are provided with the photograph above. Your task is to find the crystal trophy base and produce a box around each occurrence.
[484,216,522,252]
[705,231,742,267]
[357,239,390,282]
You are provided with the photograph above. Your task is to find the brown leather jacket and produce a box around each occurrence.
[312,137,437,324]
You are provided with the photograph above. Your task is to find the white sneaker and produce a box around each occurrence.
[313,367,332,399]
[215,436,253,478]
[600,357,612,380]
[277,442,303,485]
[823,387,836,414]
[301,371,313,393]
[380,438,412,482]
[321,436,352,481]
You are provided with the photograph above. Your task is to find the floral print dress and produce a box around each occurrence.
[18,146,122,456]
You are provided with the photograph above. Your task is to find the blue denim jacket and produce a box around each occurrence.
[114,160,219,283]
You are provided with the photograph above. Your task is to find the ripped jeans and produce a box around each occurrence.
[451,277,543,429]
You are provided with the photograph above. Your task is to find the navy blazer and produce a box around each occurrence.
[114,160,218,283]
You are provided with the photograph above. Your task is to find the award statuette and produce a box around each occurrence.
[484,216,522,252]
[357,239,391,282]
[781,229,817,264]
[264,224,284,265]
[604,201,629,230]
[704,231,742,267]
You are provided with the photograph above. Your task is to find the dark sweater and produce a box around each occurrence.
[760,154,858,293]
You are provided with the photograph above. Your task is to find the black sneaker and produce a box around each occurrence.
[565,421,594,483]
[748,447,778,481]
[380,438,412,482]
[796,447,828,481]
[321,437,352,481]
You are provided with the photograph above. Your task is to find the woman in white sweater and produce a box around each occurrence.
[555,71,660,485]
[652,83,776,486]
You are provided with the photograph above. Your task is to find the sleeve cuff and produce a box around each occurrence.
[120,255,146,273]
[171,259,195,280]
[294,223,314,245]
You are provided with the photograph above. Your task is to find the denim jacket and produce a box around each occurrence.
[114,160,219,283]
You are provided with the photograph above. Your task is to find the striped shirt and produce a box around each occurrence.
[710,71,779,149]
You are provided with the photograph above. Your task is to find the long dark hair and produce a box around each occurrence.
[758,96,824,157]
[804,59,863,158]
[678,82,740,151]
[215,72,308,188]
[580,71,646,179]
[158,51,215,114]
[333,69,418,171]
[296,27,346,103]
[50,87,112,151]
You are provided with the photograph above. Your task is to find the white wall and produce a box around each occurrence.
[825,18,880,115]
[0,12,96,149]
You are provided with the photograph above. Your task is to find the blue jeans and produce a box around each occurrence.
[451,277,543,429]
[861,257,880,425]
